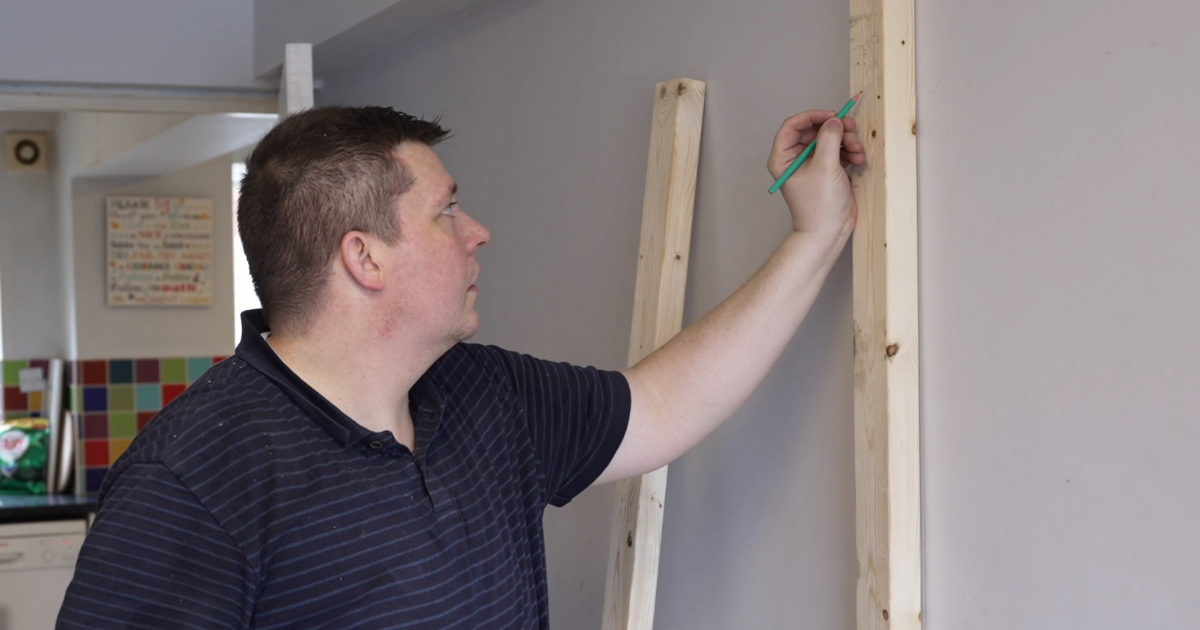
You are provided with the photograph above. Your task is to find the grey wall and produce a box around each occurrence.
[0,113,64,359]
[254,0,495,79]
[321,0,855,628]
[0,0,260,88]
[254,0,400,76]
[918,0,1200,628]
[70,155,237,360]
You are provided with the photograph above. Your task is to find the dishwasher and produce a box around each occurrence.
[0,519,86,630]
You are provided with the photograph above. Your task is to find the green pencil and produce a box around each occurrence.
[768,92,862,194]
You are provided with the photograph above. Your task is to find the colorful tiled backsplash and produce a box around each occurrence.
[2,359,52,420]
[3,356,226,494]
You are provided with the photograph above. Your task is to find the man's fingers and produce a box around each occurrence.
[773,110,834,154]
[812,117,845,167]
[784,110,835,133]
[771,110,866,175]
[842,130,864,154]
[777,112,857,143]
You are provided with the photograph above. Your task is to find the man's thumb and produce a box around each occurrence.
[814,117,844,166]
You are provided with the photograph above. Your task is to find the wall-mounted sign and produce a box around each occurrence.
[106,196,212,306]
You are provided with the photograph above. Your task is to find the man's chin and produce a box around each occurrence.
[454,314,481,342]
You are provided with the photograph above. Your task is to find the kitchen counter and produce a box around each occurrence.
[0,495,97,523]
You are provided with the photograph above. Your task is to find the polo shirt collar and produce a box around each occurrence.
[234,309,444,448]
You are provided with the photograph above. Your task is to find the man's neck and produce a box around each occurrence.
[265,315,448,451]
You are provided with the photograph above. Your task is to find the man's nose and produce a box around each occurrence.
[464,212,490,250]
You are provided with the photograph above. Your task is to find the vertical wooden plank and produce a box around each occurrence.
[602,78,705,630]
[278,43,314,117]
[850,0,921,628]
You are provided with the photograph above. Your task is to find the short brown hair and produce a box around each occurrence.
[238,106,450,334]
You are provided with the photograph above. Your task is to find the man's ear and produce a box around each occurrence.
[340,231,386,291]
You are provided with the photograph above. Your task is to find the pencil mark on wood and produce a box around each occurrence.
[853,32,883,77]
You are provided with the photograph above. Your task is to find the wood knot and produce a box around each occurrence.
[659,86,667,98]
[911,122,917,136]
[886,344,899,357]
[627,532,633,547]
[674,254,682,261]
[677,82,687,96]
[882,609,889,620]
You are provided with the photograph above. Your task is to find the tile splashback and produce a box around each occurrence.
[2,359,50,419]
[2,356,226,494]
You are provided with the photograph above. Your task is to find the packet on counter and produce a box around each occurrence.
[0,418,48,494]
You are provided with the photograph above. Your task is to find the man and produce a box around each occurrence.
[58,105,863,629]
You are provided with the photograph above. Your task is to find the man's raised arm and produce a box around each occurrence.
[596,110,865,484]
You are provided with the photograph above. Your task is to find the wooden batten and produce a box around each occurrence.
[849,0,922,628]
[601,78,705,630]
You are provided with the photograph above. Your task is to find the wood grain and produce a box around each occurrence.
[601,78,705,630]
[850,0,922,628]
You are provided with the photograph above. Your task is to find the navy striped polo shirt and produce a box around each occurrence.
[58,310,630,629]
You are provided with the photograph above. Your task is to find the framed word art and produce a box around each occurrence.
[106,196,213,307]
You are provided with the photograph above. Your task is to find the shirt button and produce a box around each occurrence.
[369,441,383,449]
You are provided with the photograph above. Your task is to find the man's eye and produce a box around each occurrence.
[442,202,458,215]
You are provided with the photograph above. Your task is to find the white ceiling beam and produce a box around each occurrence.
[73,113,278,178]
[0,83,277,115]
[279,44,314,116]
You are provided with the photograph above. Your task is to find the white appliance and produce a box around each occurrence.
[0,519,86,629]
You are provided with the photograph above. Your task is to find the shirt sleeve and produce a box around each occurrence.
[57,463,256,629]
[487,347,631,507]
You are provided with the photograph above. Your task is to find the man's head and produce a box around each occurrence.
[238,106,455,335]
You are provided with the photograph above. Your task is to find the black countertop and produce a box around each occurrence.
[0,494,97,523]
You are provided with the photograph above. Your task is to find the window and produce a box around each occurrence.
[231,162,260,344]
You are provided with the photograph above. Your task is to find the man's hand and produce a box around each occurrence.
[769,110,866,236]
